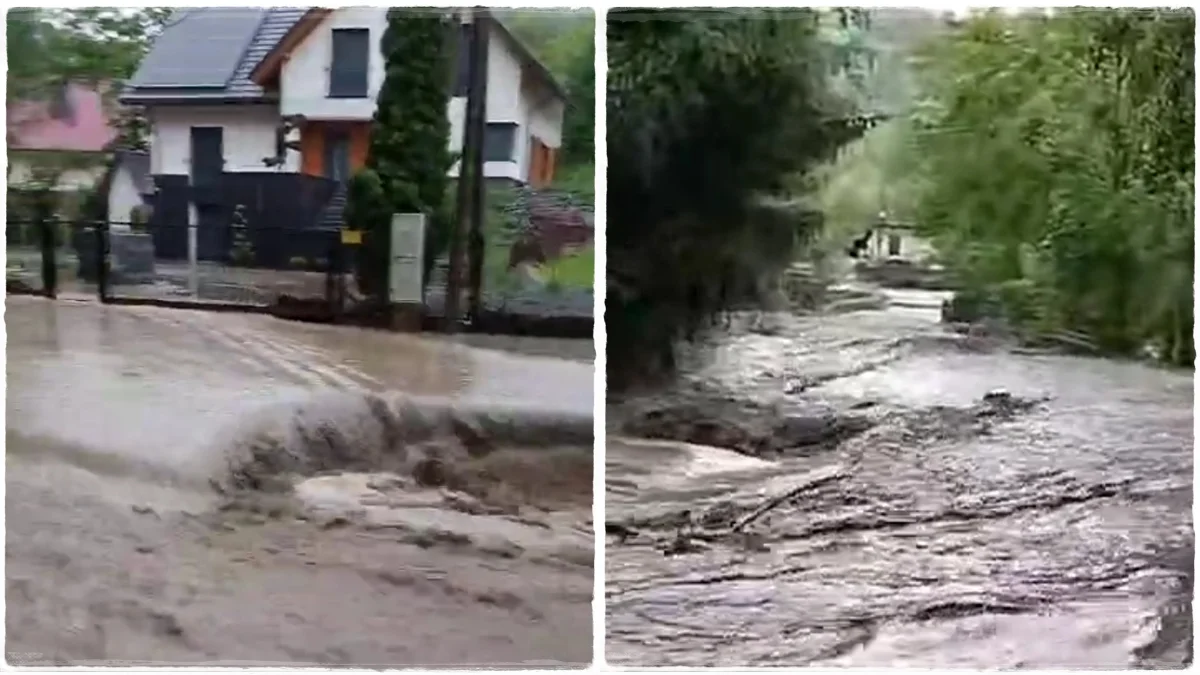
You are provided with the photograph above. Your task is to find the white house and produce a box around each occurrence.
[864,220,936,263]
[106,150,153,226]
[120,7,568,189]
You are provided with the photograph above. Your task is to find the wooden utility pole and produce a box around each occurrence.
[464,9,490,322]
[445,9,484,332]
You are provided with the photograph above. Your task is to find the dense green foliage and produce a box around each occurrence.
[808,10,950,251]
[607,9,857,388]
[559,35,595,167]
[7,8,171,106]
[347,11,455,300]
[903,9,1194,365]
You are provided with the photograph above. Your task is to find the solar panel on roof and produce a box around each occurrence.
[131,8,266,89]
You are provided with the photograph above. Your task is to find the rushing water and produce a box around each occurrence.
[606,292,1193,668]
[5,296,594,665]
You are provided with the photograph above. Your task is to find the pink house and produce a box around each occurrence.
[7,83,119,192]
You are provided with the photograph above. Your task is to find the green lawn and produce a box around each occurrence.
[540,245,594,290]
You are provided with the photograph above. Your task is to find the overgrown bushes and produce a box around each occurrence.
[606,9,855,388]
[903,9,1193,365]
[347,10,455,301]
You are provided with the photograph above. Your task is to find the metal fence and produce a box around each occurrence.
[7,193,594,336]
[6,218,353,315]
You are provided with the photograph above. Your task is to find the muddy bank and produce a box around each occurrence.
[606,299,1192,668]
[6,298,594,667]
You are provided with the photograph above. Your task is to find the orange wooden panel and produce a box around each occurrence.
[350,123,370,171]
[544,147,557,185]
[300,123,324,177]
[528,138,545,186]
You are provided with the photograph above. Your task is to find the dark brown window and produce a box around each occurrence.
[329,29,369,98]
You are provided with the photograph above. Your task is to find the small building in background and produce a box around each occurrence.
[865,219,935,263]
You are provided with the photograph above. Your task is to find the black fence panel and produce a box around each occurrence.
[146,172,340,262]
[6,218,108,298]
[9,212,353,320]
[6,219,51,295]
[99,219,350,309]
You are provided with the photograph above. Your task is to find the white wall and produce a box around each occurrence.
[447,29,565,182]
[280,7,384,121]
[527,95,565,149]
[281,9,562,182]
[283,10,531,129]
[149,105,297,175]
[515,71,566,181]
[107,165,142,225]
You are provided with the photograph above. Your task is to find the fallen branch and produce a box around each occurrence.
[730,463,850,533]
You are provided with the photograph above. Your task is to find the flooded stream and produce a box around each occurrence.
[5,296,594,666]
[606,291,1192,668]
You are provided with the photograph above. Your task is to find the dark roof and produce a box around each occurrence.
[122,8,566,106]
[120,8,304,105]
[227,9,308,97]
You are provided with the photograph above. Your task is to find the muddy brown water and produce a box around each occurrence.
[606,292,1192,668]
[5,296,594,666]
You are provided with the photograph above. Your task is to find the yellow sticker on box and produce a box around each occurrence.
[341,229,363,245]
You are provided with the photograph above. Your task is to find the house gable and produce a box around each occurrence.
[248,9,334,89]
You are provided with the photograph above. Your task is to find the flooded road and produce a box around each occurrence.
[606,293,1192,668]
[6,296,593,666]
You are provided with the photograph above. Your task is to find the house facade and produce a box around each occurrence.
[119,8,566,262]
[123,8,565,188]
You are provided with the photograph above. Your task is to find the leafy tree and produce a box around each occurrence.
[809,9,951,251]
[560,34,594,167]
[498,10,592,77]
[347,10,455,301]
[7,8,171,105]
[607,9,859,388]
[904,9,1193,364]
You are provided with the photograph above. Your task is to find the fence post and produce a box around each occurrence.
[95,220,110,302]
[37,211,57,299]
[187,221,199,297]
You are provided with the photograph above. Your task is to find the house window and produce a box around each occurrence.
[484,122,517,162]
[329,28,369,98]
[887,233,902,257]
[454,23,473,96]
